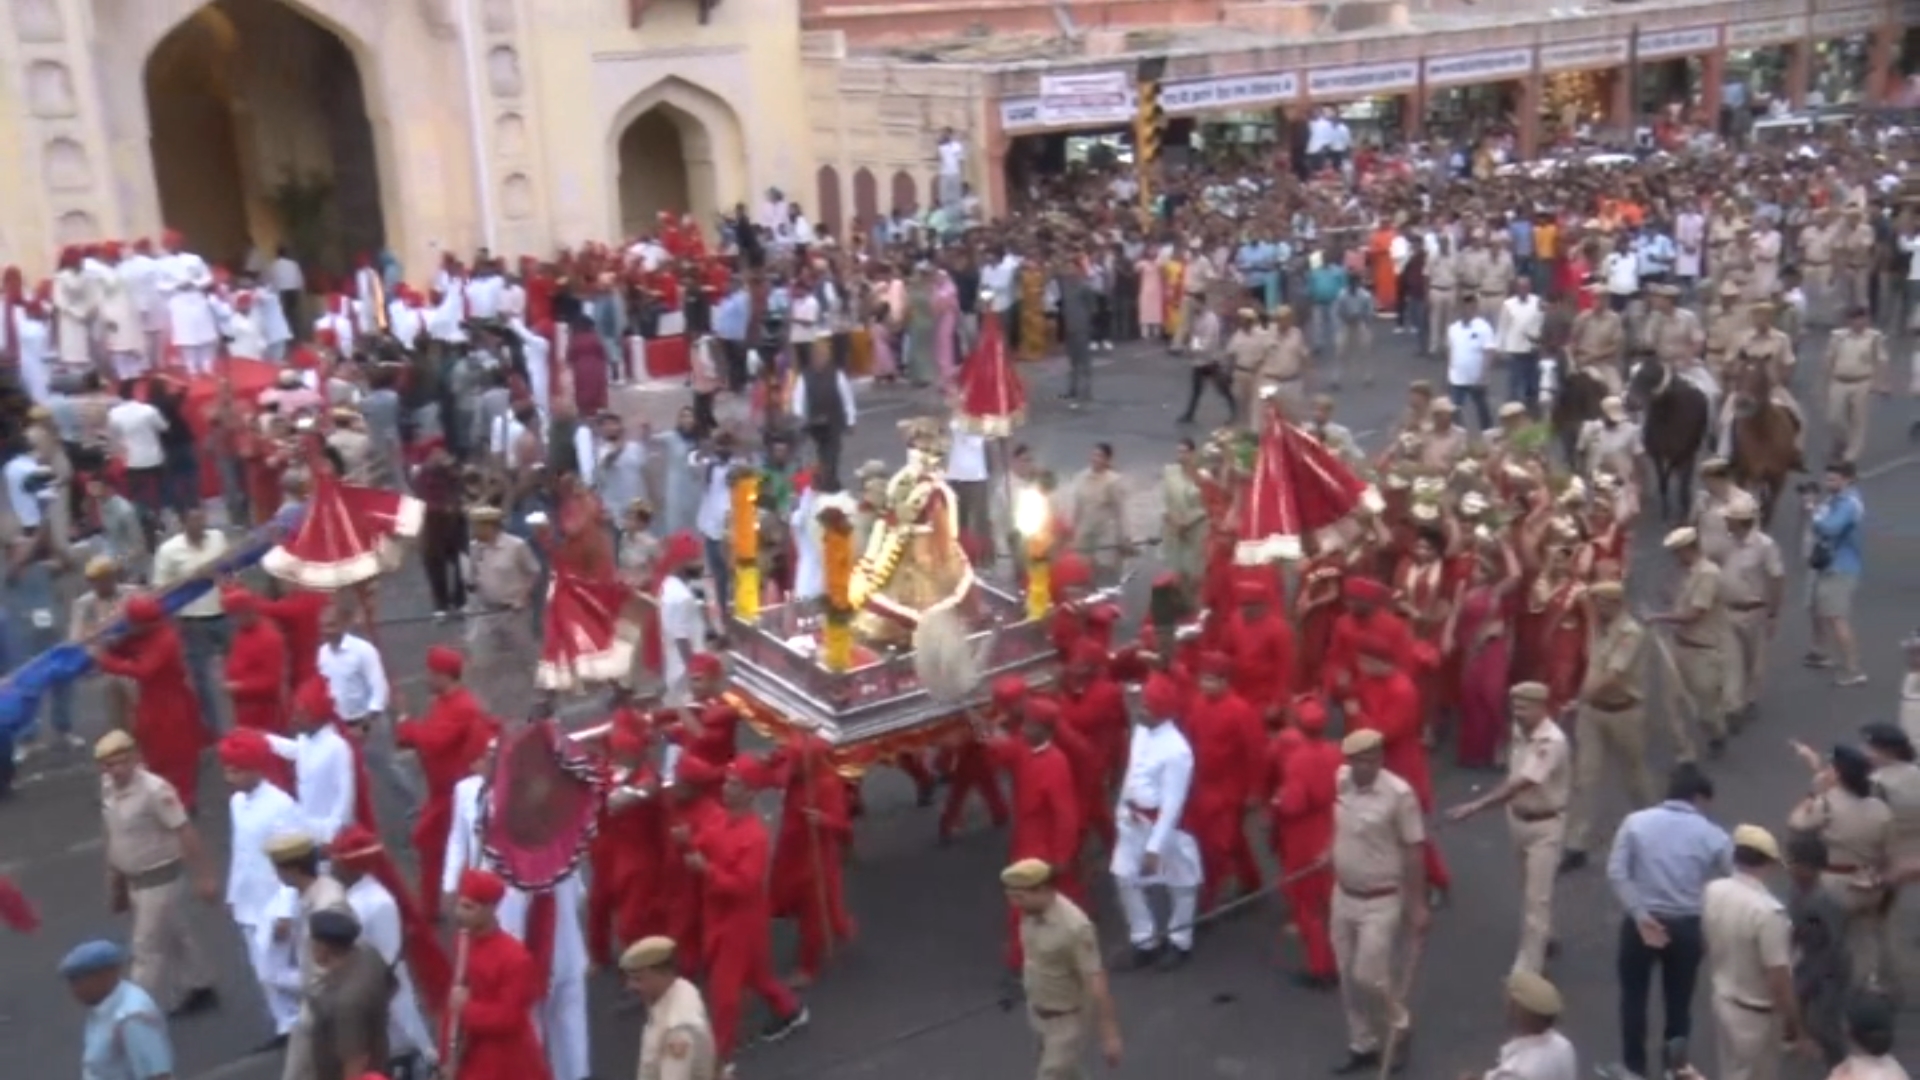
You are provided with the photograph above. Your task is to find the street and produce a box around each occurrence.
[3,323,1918,1080]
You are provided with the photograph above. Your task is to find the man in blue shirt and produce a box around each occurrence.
[1306,256,1347,359]
[1603,763,1732,1080]
[1634,223,1677,289]
[64,939,175,1080]
[711,283,752,392]
[1807,460,1866,685]
[1236,236,1281,313]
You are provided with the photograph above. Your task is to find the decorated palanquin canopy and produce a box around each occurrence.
[1235,410,1381,565]
[480,719,604,890]
[535,567,639,691]
[954,294,1027,436]
[262,466,424,589]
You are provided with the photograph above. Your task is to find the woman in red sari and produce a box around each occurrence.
[1444,537,1521,768]
[1579,480,1632,582]
[1393,520,1452,740]
[1527,522,1590,716]
[1293,542,1346,688]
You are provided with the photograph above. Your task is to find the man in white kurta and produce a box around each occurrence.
[1110,674,1204,966]
[352,258,386,337]
[158,235,220,374]
[265,709,358,845]
[52,248,97,370]
[119,239,167,368]
[99,244,150,379]
[255,285,293,361]
[219,731,304,1044]
[222,294,268,361]
[313,293,359,358]
[13,302,52,406]
[333,841,438,1071]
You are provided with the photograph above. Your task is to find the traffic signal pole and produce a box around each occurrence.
[1136,57,1167,220]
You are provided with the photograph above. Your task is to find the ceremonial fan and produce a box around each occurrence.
[261,460,425,589]
[534,566,641,692]
[1235,403,1382,564]
[477,718,605,891]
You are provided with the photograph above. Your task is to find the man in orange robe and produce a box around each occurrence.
[90,596,207,812]
[1186,650,1267,909]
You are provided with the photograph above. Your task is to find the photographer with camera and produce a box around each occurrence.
[1804,462,1866,687]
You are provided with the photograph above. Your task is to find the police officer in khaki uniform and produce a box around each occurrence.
[1445,682,1571,975]
[1707,200,1744,287]
[1652,527,1733,756]
[1427,236,1459,359]
[1787,742,1893,992]
[1418,399,1472,471]
[1798,209,1837,324]
[1820,306,1890,465]
[1329,728,1429,1075]
[1837,207,1876,314]
[1481,234,1516,315]
[1254,308,1310,422]
[266,831,350,1080]
[1570,294,1626,395]
[621,936,719,1080]
[1703,282,1746,381]
[1861,722,1920,995]
[1691,458,1749,564]
[1457,234,1489,311]
[1560,582,1654,869]
[1717,492,1783,719]
[97,729,219,1014]
[1641,283,1703,368]
[1225,310,1271,422]
[1702,824,1803,1080]
[1002,858,1122,1080]
[464,504,542,716]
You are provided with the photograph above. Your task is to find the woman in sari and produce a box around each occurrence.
[869,266,900,380]
[1443,536,1520,768]
[1162,254,1187,343]
[1017,258,1048,362]
[904,266,937,387]
[1135,248,1164,342]
[1158,437,1209,594]
[1394,521,1453,740]
[1528,523,1590,717]
[1369,220,1398,313]
[932,269,960,388]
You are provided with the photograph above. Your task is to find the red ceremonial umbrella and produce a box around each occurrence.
[535,566,639,691]
[1235,410,1381,565]
[262,458,425,589]
[955,298,1026,436]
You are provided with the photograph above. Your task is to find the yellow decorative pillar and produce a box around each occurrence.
[729,469,761,621]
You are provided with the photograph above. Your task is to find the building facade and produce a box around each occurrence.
[0,0,1911,279]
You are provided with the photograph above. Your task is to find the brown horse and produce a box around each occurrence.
[1625,354,1710,522]
[1728,358,1801,526]
[1550,361,1610,470]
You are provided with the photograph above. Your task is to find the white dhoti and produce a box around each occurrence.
[1109,811,1203,950]
[536,973,591,1080]
[388,966,438,1065]
[249,891,303,1036]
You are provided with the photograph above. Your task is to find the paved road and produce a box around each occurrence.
[3,325,1918,1080]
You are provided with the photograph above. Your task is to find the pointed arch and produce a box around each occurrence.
[605,75,747,240]
[815,165,843,240]
[852,167,878,231]
[889,169,918,215]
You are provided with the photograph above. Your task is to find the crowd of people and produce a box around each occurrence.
[4,99,1920,1080]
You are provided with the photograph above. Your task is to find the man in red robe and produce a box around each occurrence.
[256,585,328,694]
[936,681,1010,844]
[1186,651,1267,909]
[986,692,1084,973]
[692,761,810,1065]
[1224,578,1297,718]
[1344,631,1452,897]
[221,585,286,736]
[1056,642,1129,848]
[757,730,854,987]
[1046,551,1102,658]
[662,751,728,977]
[396,646,494,911]
[90,596,207,812]
[1322,576,1413,700]
[444,869,551,1080]
[1270,695,1340,988]
[586,711,665,965]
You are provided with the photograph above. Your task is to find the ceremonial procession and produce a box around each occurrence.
[9,1,1920,1080]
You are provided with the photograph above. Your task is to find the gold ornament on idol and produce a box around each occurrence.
[730,468,761,620]
[1015,486,1053,622]
[819,503,856,672]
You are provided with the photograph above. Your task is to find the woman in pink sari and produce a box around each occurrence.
[1443,537,1521,769]
[868,266,901,380]
[932,269,960,388]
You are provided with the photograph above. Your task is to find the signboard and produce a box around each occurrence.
[1305,61,1420,100]
[1035,71,1132,128]
[1424,47,1535,87]
[1635,26,1721,58]
[1539,37,1629,73]
[1160,71,1300,113]
[1812,6,1884,36]
[1726,17,1806,48]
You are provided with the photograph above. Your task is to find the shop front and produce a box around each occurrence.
[1810,6,1889,106]
[1422,47,1536,156]
[1633,25,1722,122]
[1302,60,1420,149]
[1161,71,1302,164]
[1538,37,1631,146]
[1723,16,1807,137]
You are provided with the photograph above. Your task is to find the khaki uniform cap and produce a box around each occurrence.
[93,730,137,760]
[1000,858,1053,889]
[619,935,678,971]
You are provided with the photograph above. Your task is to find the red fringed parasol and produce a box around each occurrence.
[1235,410,1382,565]
[535,567,640,691]
[262,464,425,589]
[955,298,1027,436]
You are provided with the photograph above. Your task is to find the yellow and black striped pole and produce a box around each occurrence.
[1135,75,1165,218]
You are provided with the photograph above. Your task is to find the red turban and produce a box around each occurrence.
[675,752,725,789]
[1022,696,1061,726]
[1197,651,1232,677]
[1293,694,1329,733]
[217,729,276,773]
[1052,552,1093,592]
[132,238,153,255]
[220,585,256,615]
[1408,641,1440,671]
[425,646,464,678]
[688,653,724,681]
[990,675,1028,707]
[660,531,702,573]
[1068,641,1105,670]
[1152,571,1181,589]
[161,228,184,250]
[1342,577,1389,603]
[125,595,163,624]
[294,679,337,721]
[328,823,383,866]
[456,868,506,905]
[1142,672,1185,718]
[606,725,647,760]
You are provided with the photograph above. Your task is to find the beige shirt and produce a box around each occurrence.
[1840,222,1875,268]
[1259,327,1309,383]
[1692,487,1747,563]
[1571,310,1623,368]
[468,533,541,608]
[1419,426,1471,471]
[1506,719,1572,816]
[1703,872,1792,1009]
[1225,329,1268,373]
[639,977,718,1080]
[1718,532,1784,609]
[1332,766,1425,894]
[1824,329,1888,382]
[1019,893,1102,1013]
[70,584,132,642]
[1644,306,1704,365]
[152,531,231,619]
[1789,788,1892,880]
[1482,1030,1578,1080]
[1872,761,1920,866]
[1799,224,1836,265]
[1581,613,1645,706]
[102,767,188,875]
[1673,559,1729,649]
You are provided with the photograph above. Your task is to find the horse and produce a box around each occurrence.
[1727,358,1801,526]
[1549,358,1610,470]
[1625,354,1711,522]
